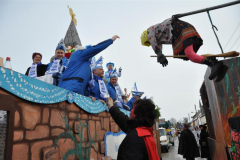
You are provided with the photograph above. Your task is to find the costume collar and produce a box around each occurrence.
[93,74,103,81]
[33,62,42,66]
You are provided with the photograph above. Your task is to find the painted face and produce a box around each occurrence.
[33,55,42,64]
[110,77,118,86]
[55,49,65,60]
[108,64,113,70]
[94,68,104,78]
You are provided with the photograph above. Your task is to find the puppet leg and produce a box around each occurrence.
[185,45,225,80]
[184,45,205,64]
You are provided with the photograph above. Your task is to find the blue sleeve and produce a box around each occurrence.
[117,70,121,77]
[46,62,52,71]
[62,58,69,67]
[89,83,99,100]
[89,89,99,100]
[126,97,135,110]
[107,86,114,100]
[105,71,110,79]
[78,39,113,61]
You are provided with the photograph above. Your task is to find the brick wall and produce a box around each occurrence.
[0,88,160,160]
[0,112,7,160]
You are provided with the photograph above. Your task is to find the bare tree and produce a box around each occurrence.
[170,118,177,125]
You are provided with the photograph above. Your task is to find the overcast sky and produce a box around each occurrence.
[0,0,240,121]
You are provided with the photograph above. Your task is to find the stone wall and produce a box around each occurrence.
[0,88,160,160]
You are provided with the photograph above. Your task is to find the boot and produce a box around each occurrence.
[215,65,228,82]
[202,57,223,80]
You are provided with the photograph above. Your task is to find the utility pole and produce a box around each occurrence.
[188,113,190,123]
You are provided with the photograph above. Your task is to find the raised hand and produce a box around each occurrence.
[107,97,113,109]
[112,35,120,41]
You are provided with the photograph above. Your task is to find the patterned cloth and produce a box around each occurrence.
[147,18,173,54]
[147,18,203,60]
[172,19,203,60]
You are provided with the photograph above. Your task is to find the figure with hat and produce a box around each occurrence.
[58,35,120,95]
[105,62,122,83]
[199,124,211,159]
[25,52,48,78]
[178,123,200,160]
[141,18,228,82]
[45,39,69,85]
[88,56,109,104]
[126,90,144,111]
[106,69,130,110]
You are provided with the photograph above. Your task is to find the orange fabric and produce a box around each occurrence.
[173,28,201,55]
[136,127,160,160]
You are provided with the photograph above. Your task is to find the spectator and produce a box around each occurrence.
[25,52,48,78]
[58,35,119,95]
[102,98,160,160]
[199,125,211,160]
[191,127,199,147]
[178,123,200,160]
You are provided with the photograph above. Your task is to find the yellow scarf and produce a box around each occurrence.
[141,30,150,47]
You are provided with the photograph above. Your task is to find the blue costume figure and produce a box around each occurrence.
[106,69,129,110]
[45,39,69,85]
[126,91,144,110]
[58,36,119,95]
[88,56,109,103]
[104,62,122,82]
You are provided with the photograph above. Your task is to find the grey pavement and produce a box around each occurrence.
[161,137,207,160]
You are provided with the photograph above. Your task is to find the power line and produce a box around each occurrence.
[224,21,240,50]
[229,34,240,51]
[236,42,240,51]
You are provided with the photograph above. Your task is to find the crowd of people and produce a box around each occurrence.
[25,35,145,112]
[176,124,211,160]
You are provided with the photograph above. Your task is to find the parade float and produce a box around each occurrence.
[200,57,240,160]
[0,7,161,160]
[148,1,240,159]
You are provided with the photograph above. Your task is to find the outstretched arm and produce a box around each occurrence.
[107,98,130,133]
[80,35,120,61]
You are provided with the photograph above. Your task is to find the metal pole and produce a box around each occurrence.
[173,0,240,19]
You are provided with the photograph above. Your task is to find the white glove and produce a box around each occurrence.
[119,67,122,72]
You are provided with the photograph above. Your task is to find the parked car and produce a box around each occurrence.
[159,127,170,152]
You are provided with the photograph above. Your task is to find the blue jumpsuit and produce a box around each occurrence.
[58,39,113,95]
[89,75,107,102]
[126,97,135,111]
[106,82,125,107]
